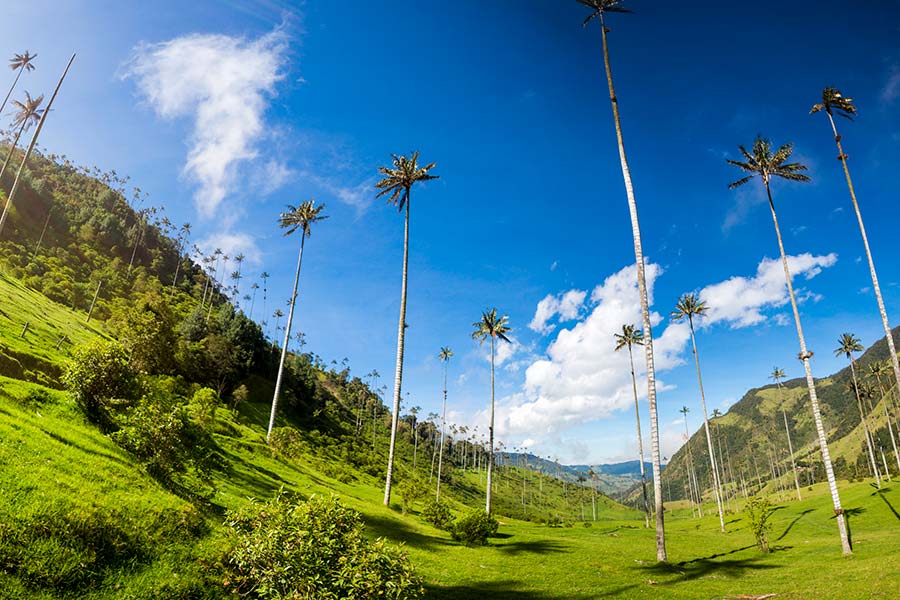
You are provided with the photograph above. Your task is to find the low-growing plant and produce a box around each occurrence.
[62,340,138,431]
[421,499,454,531]
[219,492,423,599]
[268,426,306,459]
[746,496,774,553]
[450,509,499,546]
[397,474,427,515]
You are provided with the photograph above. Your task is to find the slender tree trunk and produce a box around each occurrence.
[828,113,900,418]
[877,378,900,473]
[384,198,410,506]
[266,234,306,441]
[849,360,880,486]
[0,56,76,236]
[486,335,496,513]
[781,404,802,501]
[437,361,448,500]
[765,182,851,554]
[599,13,665,562]
[0,122,27,185]
[0,65,24,116]
[86,280,102,322]
[687,319,725,531]
[627,345,651,528]
[170,247,183,297]
[29,207,52,264]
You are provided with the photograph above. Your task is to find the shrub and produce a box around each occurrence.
[397,475,427,515]
[583,522,592,528]
[219,493,423,599]
[268,426,306,459]
[746,496,774,553]
[188,387,219,428]
[450,510,499,546]
[421,500,453,531]
[62,340,138,430]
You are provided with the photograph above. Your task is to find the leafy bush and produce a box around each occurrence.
[450,509,499,546]
[268,426,306,459]
[188,387,219,428]
[219,492,423,599]
[746,496,774,552]
[397,475,427,515]
[62,340,138,431]
[421,500,454,531]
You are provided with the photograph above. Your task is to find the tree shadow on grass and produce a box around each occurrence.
[425,580,601,600]
[835,506,865,548]
[639,555,779,584]
[362,513,454,551]
[494,539,569,556]
[872,487,900,522]
[776,508,815,541]
[40,428,132,468]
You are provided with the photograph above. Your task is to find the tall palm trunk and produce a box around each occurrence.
[627,344,650,528]
[599,13,666,562]
[437,361,448,500]
[0,65,24,115]
[764,182,851,555]
[0,55,75,237]
[486,335,496,513]
[778,384,802,501]
[0,120,28,184]
[874,376,900,472]
[687,318,725,531]
[384,198,410,506]
[267,233,306,441]
[827,113,900,415]
[848,360,880,486]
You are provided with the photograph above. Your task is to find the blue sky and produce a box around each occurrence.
[3,0,899,464]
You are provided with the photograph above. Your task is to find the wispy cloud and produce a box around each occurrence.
[198,231,262,267]
[124,29,288,218]
[528,289,587,334]
[881,65,900,104]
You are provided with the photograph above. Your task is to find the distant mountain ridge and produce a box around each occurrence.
[502,453,660,496]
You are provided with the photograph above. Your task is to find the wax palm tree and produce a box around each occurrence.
[614,324,650,528]
[728,135,851,554]
[0,51,37,116]
[0,91,43,191]
[867,361,900,472]
[472,308,511,514]
[671,293,725,532]
[266,200,328,442]
[710,408,732,510]
[771,367,802,501]
[812,89,900,416]
[436,346,453,500]
[375,150,439,506]
[577,0,666,561]
[679,405,701,518]
[0,54,75,237]
[834,333,880,487]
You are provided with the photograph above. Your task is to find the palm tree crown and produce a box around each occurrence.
[577,0,632,26]
[834,333,863,360]
[375,151,439,210]
[279,200,328,237]
[9,52,37,72]
[770,366,786,384]
[472,309,512,344]
[670,292,708,324]
[439,347,453,362]
[10,91,44,131]
[727,136,811,189]
[810,87,857,120]
[614,324,643,352]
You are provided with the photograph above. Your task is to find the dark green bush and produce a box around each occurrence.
[421,500,453,531]
[746,496,774,553]
[62,340,138,431]
[450,509,499,546]
[397,475,427,515]
[219,492,423,599]
[268,426,306,459]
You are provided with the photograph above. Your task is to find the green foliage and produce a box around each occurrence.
[108,292,178,374]
[397,474,428,516]
[231,383,250,410]
[268,426,307,459]
[62,340,138,430]
[450,509,499,546]
[219,492,423,599]
[746,496,775,553]
[421,500,454,531]
[188,387,220,429]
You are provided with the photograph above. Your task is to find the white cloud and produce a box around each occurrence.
[528,289,587,334]
[882,65,900,103]
[297,170,374,213]
[198,231,262,267]
[493,253,838,440]
[124,29,288,217]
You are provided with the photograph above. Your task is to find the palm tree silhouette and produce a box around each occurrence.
[0,51,37,116]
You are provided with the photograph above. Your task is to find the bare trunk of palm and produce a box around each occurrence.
[627,345,651,528]
[266,234,306,441]
[29,207,52,264]
[0,121,27,184]
[779,386,802,501]
[765,182,851,554]
[384,199,410,506]
[849,360,880,486]
[599,13,665,562]
[436,361,448,500]
[876,378,900,473]
[827,113,900,418]
[687,318,725,531]
[0,55,77,236]
[486,335,496,513]
[0,66,24,116]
